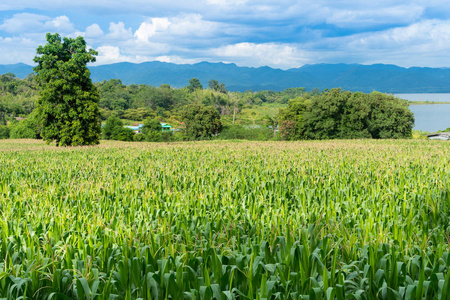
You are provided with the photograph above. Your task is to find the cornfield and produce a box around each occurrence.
[0,139,449,299]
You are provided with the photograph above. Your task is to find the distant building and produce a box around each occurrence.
[426,132,450,140]
[124,123,173,133]
[124,124,144,134]
[160,123,172,131]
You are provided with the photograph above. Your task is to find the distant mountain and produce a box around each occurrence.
[2,61,450,93]
[0,63,35,79]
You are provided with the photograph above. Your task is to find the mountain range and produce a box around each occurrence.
[1,61,450,93]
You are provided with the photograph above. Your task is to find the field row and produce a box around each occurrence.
[0,139,449,299]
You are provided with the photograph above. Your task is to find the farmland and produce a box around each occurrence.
[0,139,450,299]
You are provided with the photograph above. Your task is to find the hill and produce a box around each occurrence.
[2,61,450,93]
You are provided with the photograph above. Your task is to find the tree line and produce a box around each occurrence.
[0,33,414,144]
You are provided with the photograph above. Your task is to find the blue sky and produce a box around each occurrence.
[0,0,449,69]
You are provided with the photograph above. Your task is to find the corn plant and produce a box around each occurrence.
[0,139,449,299]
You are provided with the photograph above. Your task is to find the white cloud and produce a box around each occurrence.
[302,19,450,67]
[96,45,157,65]
[0,13,48,33]
[154,55,200,64]
[0,1,450,68]
[168,14,218,37]
[205,0,248,6]
[105,22,133,40]
[134,14,219,44]
[212,42,310,68]
[96,45,122,64]
[44,15,75,32]
[346,19,450,53]
[0,13,75,34]
[134,18,170,43]
[326,5,424,28]
[85,24,104,38]
[0,36,39,64]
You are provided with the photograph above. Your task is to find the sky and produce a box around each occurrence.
[0,0,449,69]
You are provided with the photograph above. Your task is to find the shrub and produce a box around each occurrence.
[9,121,38,139]
[102,115,135,141]
[0,125,9,139]
[219,125,273,141]
[133,133,146,142]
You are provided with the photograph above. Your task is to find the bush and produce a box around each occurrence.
[0,125,9,139]
[133,133,146,142]
[102,115,135,141]
[219,125,273,141]
[9,121,38,139]
[142,118,162,142]
[8,111,42,139]
[160,131,173,142]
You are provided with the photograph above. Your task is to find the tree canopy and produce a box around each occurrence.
[278,88,414,140]
[33,33,101,146]
[181,103,223,139]
[187,78,203,93]
[101,115,134,141]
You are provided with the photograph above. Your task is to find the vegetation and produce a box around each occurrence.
[0,66,417,143]
[0,73,38,122]
[142,117,163,142]
[408,101,450,105]
[181,103,223,139]
[279,89,414,140]
[0,125,9,139]
[0,139,450,298]
[33,33,101,146]
[101,115,134,141]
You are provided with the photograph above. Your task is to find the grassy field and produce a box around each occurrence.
[0,139,450,299]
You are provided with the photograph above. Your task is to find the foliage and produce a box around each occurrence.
[218,125,274,140]
[101,115,122,140]
[279,89,414,140]
[181,103,223,139]
[9,120,37,139]
[0,72,308,135]
[0,73,38,120]
[436,127,450,133]
[33,33,101,146]
[101,115,134,141]
[133,133,146,142]
[142,117,162,142]
[114,127,134,141]
[0,125,9,139]
[187,77,203,92]
[412,129,429,139]
[8,111,42,139]
[278,96,311,140]
[208,79,228,93]
[0,139,450,298]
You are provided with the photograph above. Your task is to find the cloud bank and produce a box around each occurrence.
[0,1,449,68]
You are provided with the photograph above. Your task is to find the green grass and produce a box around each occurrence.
[0,139,450,299]
[222,103,286,126]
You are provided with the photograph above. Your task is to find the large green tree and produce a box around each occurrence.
[33,33,101,146]
[181,103,222,139]
[278,89,414,140]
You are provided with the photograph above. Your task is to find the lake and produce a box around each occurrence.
[395,93,450,102]
[395,93,450,132]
